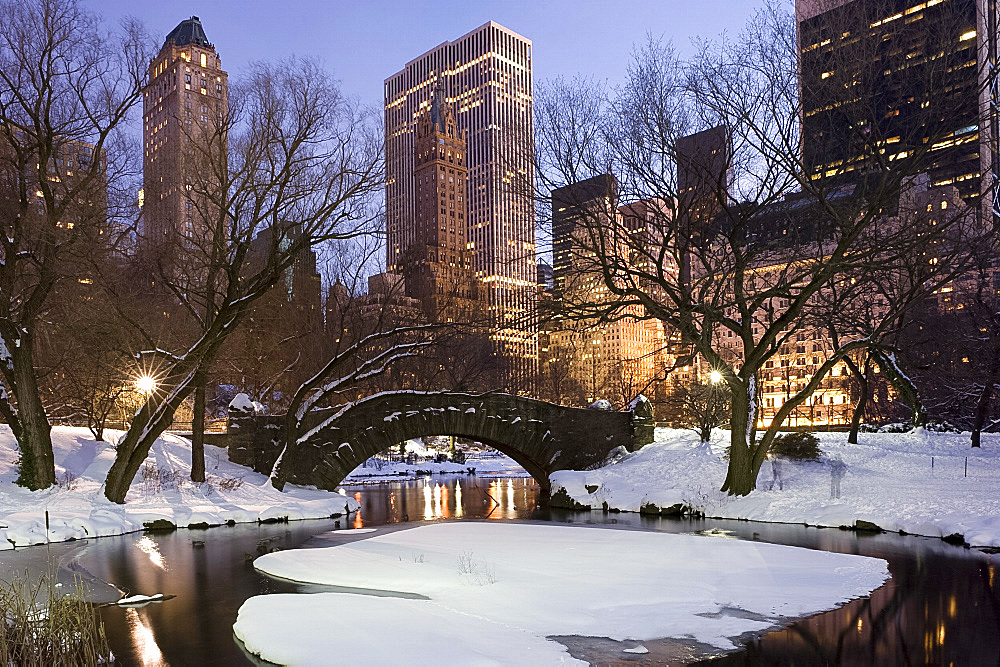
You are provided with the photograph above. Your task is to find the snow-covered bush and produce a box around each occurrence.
[925,420,962,433]
[769,432,822,460]
[877,422,911,433]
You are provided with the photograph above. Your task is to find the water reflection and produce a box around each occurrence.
[136,536,166,570]
[342,476,539,526]
[0,475,991,665]
[677,519,1000,666]
[126,607,165,666]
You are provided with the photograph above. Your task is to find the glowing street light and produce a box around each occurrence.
[135,375,158,395]
[709,370,723,385]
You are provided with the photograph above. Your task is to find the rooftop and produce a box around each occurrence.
[164,16,212,49]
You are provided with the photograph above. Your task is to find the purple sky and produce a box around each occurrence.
[87,0,764,111]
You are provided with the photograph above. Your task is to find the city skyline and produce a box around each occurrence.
[86,1,764,117]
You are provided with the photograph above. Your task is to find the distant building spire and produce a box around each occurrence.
[163,16,212,48]
[429,80,446,131]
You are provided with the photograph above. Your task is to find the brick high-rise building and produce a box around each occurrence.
[141,16,228,261]
[384,21,537,380]
[402,83,480,322]
[546,174,664,405]
[676,125,730,221]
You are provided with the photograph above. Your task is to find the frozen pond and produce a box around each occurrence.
[0,475,996,664]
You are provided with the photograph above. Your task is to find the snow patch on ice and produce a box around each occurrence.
[235,522,888,664]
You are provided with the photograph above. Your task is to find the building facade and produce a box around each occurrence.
[384,21,537,379]
[141,16,228,262]
[796,0,997,210]
[545,175,665,406]
[402,84,480,322]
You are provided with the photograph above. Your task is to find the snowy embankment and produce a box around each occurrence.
[233,522,889,665]
[551,428,1000,547]
[0,426,359,549]
[342,444,527,484]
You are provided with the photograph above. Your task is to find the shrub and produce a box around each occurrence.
[926,420,962,433]
[0,570,112,665]
[877,422,910,433]
[769,432,822,460]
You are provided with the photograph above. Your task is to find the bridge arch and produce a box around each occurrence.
[228,392,653,495]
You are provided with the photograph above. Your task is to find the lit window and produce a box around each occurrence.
[200,52,208,67]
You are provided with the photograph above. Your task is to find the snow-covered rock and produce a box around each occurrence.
[589,399,613,411]
[229,393,256,414]
[627,394,650,412]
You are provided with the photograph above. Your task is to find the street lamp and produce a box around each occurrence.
[135,375,158,395]
[709,369,723,385]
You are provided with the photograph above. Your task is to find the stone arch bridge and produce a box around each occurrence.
[227,392,653,494]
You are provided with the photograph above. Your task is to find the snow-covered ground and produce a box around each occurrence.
[0,426,358,549]
[234,522,889,665]
[343,444,527,483]
[552,428,1000,547]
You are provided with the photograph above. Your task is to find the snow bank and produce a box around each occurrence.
[551,428,1000,546]
[343,451,527,483]
[0,426,359,550]
[228,392,255,414]
[234,522,889,664]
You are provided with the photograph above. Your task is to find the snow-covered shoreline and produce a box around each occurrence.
[550,427,1000,547]
[0,426,358,550]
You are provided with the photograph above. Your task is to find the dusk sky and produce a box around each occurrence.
[87,0,765,112]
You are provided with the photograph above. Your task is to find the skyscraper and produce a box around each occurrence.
[403,83,479,322]
[796,0,997,210]
[142,16,228,260]
[551,174,617,296]
[384,21,536,377]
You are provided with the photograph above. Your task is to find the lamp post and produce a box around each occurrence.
[135,375,158,395]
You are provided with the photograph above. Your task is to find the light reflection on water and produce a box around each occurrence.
[126,607,165,666]
[345,476,538,527]
[135,536,166,570]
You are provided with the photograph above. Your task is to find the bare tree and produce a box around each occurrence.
[101,58,382,503]
[535,2,993,495]
[0,0,149,488]
[667,379,731,443]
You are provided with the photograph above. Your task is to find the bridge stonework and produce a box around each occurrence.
[227,392,654,494]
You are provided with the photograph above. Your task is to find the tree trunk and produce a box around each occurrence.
[970,344,1000,448]
[10,342,56,489]
[873,351,926,428]
[720,380,759,496]
[847,362,870,445]
[191,370,207,482]
[103,402,180,503]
